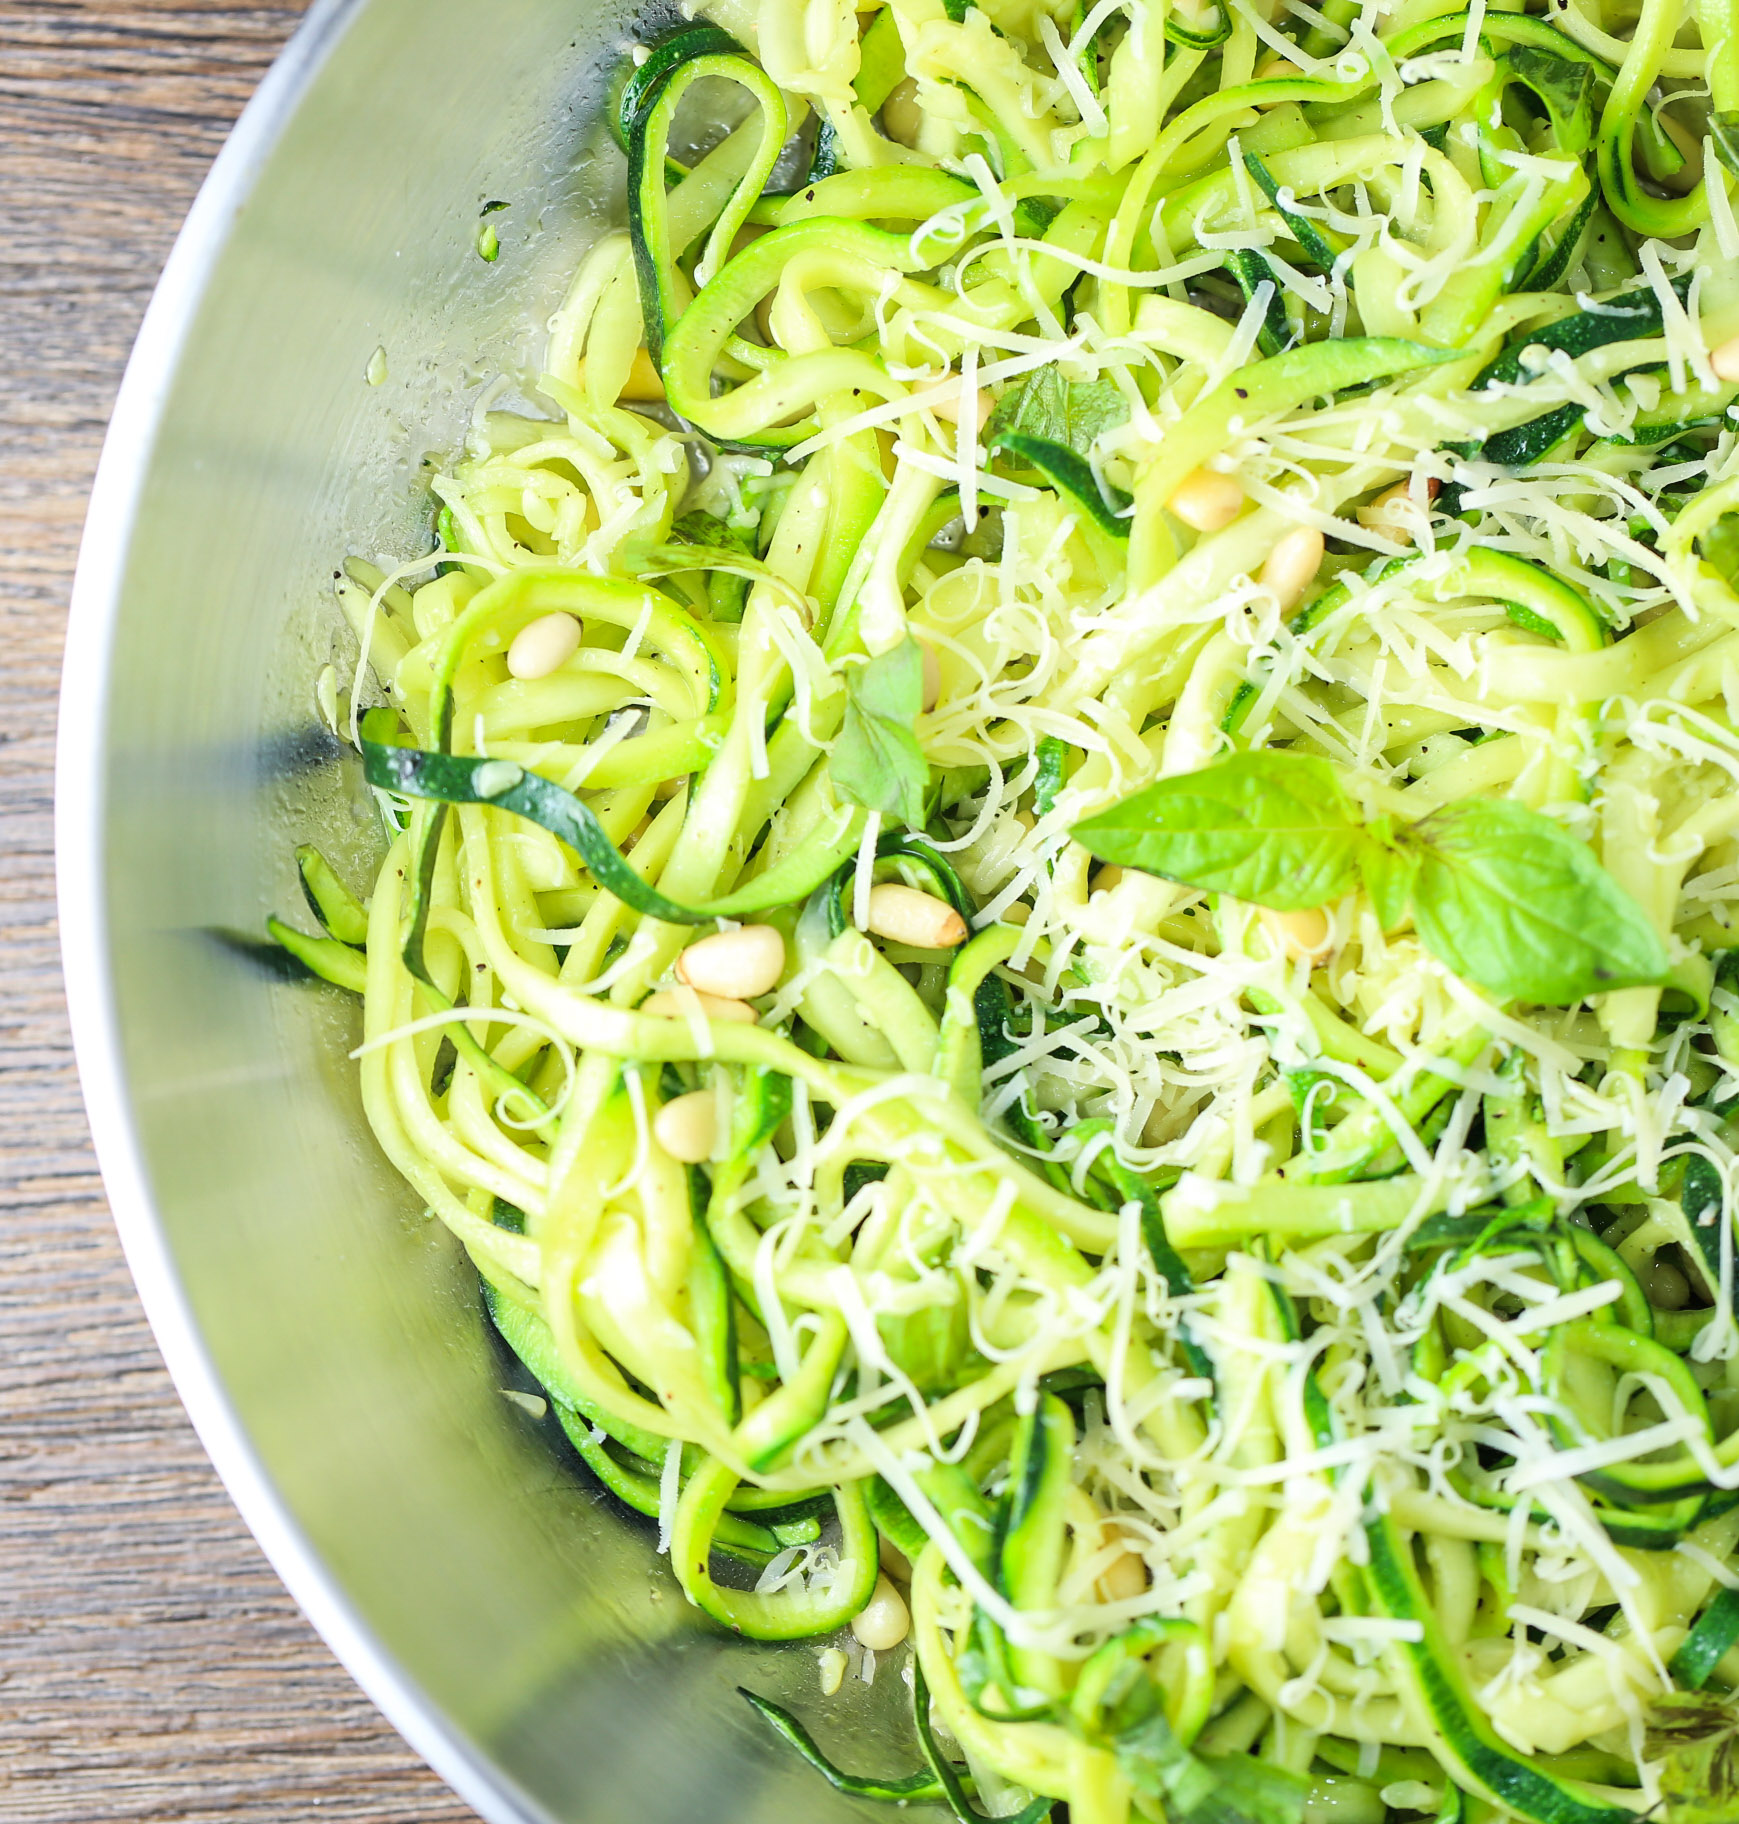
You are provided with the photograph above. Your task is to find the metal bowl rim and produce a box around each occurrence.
[53,7,534,1817]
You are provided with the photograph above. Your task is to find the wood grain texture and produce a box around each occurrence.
[0,7,477,1818]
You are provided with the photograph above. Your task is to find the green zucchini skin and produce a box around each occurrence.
[672,1458,877,1638]
[623,36,786,366]
[849,5,905,116]
[866,1474,930,1565]
[1221,247,1294,356]
[269,844,373,988]
[296,844,370,944]
[911,1657,1054,1824]
[265,915,367,992]
[997,1397,1073,1627]
[1362,1515,1642,1824]
[361,705,861,928]
[685,1174,742,1427]
[738,1688,963,1803]
[1164,0,1231,48]
[612,23,745,157]
[485,1277,671,1460]
[1463,276,1692,468]
[991,432,1133,539]
[558,1417,791,1564]
[1671,1586,1739,1690]
[1244,151,1343,273]
[484,1281,801,1562]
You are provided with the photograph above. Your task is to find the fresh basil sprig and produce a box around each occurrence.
[829,637,931,829]
[1072,749,1669,1007]
[1071,751,1368,911]
[986,367,1133,537]
[984,364,1128,452]
[1096,1652,1307,1824]
[1405,796,1667,1006]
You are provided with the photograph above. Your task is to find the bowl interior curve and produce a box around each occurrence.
[59,4,909,1817]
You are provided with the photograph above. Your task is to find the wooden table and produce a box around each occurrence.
[0,7,476,1818]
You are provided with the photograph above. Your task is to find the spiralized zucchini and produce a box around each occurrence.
[275,0,1739,1816]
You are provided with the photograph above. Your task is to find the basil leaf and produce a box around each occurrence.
[1409,798,1669,1005]
[877,1299,972,1396]
[1033,735,1070,815]
[985,364,1128,454]
[830,638,930,830]
[625,509,767,623]
[1105,1672,1306,1824]
[1361,826,1419,931]
[1700,512,1739,585]
[672,507,757,553]
[1503,45,1595,154]
[1647,1694,1739,1824]
[1072,751,1365,910]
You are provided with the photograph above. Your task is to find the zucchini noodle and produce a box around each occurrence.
[277,0,1739,1815]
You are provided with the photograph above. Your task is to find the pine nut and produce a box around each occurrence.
[850,1575,911,1651]
[676,924,785,1000]
[1260,904,1333,958]
[1259,524,1325,609]
[1647,1259,1690,1311]
[1096,1523,1150,1604]
[653,1090,717,1163]
[1168,467,1245,532]
[881,77,922,149]
[864,883,968,949]
[1712,334,1739,382]
[1255,55,1302,79]
[918,638,942,712]
[507,612,583,681]
[1356,477,1439,544]
[817,1646,848,1697]
[1093,864,1125,895]
[640,987,759,1024]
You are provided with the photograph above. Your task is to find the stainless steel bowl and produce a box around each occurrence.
[56,5,906,1816]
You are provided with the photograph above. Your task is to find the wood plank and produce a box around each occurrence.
[0,7,477,1817]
